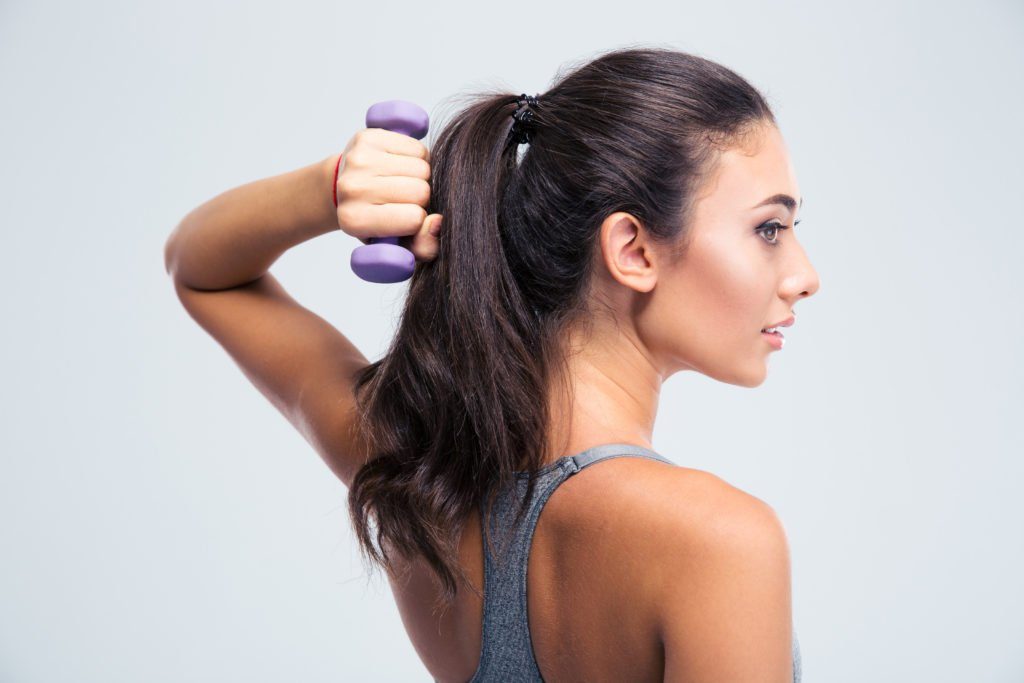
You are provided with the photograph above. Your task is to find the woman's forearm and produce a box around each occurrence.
[164,153,342,290]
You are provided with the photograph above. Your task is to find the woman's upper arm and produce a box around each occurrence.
[170,272,372,487]
[656,475,794,683]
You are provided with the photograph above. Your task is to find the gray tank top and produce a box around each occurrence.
[458,442,803,682]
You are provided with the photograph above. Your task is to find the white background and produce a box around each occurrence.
[1,0,1021,680]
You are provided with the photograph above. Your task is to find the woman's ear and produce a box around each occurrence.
[599,212,657,293]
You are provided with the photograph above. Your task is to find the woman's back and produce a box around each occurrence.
[384,443,801,682]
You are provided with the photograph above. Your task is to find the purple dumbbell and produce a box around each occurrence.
[349,100,431,283]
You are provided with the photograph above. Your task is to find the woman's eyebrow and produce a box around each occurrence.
[751,194,803,212]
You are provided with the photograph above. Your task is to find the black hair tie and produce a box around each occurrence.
[510,93,541,145]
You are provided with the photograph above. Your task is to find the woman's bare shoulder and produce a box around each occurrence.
[556,454,786,556]
[611,459,790,572]
[568,456,784,549]
[643,462,779,522]
[634,464,794,681]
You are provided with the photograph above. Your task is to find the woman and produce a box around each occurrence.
[164,46,819,682]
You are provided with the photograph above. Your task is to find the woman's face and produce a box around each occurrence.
[598,123,820,388]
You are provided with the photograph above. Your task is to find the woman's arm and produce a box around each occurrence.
[163,135,439,486]
[163,152,380,486]
[164,153,341,289]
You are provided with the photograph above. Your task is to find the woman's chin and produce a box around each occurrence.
[719,361,768,388]
[671,354,769,388]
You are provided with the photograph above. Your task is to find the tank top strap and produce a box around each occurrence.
[564,441,675,473]
[470,443,675,681]
[472,463,567,681]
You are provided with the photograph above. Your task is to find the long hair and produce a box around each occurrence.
[347,45,777,609]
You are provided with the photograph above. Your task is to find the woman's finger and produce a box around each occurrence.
[403,213,443,263]
[340,202,428,242]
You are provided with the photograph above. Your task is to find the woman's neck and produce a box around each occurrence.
[543,323,662,464]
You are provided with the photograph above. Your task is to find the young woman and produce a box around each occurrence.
[164,47,819,682]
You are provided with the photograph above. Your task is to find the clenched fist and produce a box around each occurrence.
[332,128,443,263]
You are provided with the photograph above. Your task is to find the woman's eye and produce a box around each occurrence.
[756,219,799,247]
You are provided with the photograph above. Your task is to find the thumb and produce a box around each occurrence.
[403,213,443,263]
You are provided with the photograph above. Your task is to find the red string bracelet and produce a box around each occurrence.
[331,152,344,208]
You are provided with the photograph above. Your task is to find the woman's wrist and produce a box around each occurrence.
[166,154,345,289]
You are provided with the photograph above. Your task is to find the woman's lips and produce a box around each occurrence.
[761,329,785,349]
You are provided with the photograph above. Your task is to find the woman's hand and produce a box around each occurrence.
[333,128,443,263]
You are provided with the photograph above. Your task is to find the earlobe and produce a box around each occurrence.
[599,213,658,294]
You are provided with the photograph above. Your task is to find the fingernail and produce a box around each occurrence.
[429,218,442,237]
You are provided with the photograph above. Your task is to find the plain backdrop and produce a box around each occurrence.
[1,0,1022,681]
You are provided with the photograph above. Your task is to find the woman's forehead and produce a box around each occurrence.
[696,128,800,214]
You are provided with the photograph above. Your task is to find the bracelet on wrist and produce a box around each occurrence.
[331,153,344,208]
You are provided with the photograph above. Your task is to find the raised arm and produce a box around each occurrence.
[163,134,439,486]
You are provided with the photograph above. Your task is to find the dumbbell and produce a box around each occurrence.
[349,100,430,283]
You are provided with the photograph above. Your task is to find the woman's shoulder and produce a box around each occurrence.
[638,462,788,550]
[634,464,794,679]
[562,455,784,552]
[653,462,779,518]
[576,457,789,580]
[577,454,775,518]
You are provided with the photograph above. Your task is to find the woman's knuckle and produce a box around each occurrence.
[416,157,432,179]
[336,204,362,231]
[353,129,372,146]
[416,180,431,205]
[335,174,359,199]
[345,149,368,168]
[410,205,428,225]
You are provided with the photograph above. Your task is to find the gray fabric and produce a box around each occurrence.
[452,443,802,682]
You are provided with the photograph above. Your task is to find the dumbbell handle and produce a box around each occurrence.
[349,100,430,283]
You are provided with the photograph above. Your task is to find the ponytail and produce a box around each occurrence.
[347,92,562,608]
